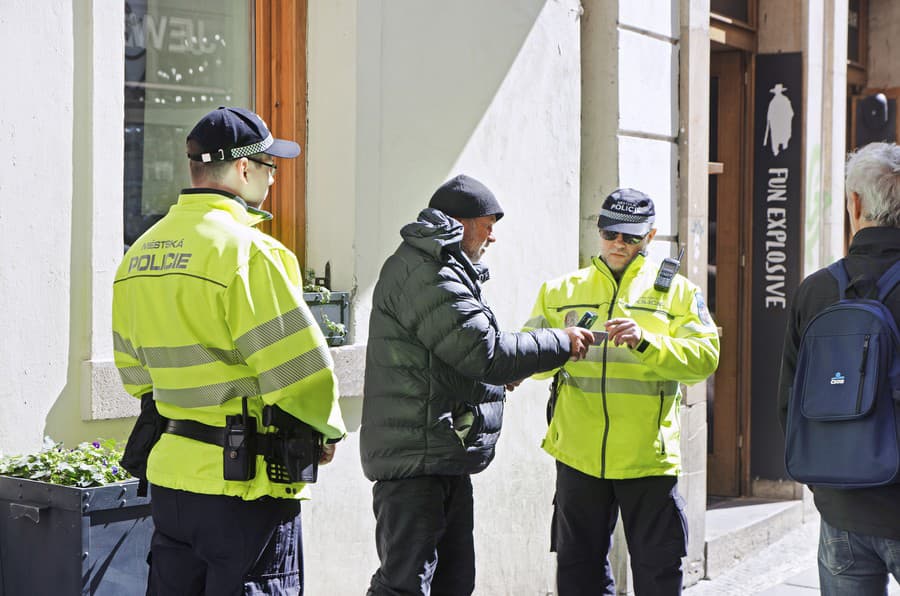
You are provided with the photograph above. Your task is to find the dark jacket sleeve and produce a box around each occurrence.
[400,263,571,386]
[777,290,804,432]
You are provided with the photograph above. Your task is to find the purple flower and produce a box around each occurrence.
[111,466,119,474]
[91,441,101,449]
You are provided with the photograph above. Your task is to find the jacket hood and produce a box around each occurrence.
[400,208,464,260]
[401,208,492,284]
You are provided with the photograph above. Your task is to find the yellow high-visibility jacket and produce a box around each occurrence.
[113,189,346,500]
[524,254,719,479]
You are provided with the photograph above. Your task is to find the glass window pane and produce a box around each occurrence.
[711,0,749,24]
[124,0,253,248]
[848,0,860,64]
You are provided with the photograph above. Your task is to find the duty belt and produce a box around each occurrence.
[164,418,279,453]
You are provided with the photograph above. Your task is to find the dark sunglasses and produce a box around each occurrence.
[600,229,646,245]
[247,156,277,172]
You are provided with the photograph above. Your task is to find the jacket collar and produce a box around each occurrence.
[178,188,273,227]
[401,208,490,285]
[848,226,900,257]
[591,253,646,285]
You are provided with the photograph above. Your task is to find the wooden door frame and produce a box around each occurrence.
[708,50,753,497]
[254,0,307,266]
[739,54,755,497]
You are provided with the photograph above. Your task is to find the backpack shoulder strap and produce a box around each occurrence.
[826,259,851,298]
[876,259,900,302]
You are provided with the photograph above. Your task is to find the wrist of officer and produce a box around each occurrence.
[633,328,650,352]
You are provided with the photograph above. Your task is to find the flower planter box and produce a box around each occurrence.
[0,476,152,596]
[304,291,350,347]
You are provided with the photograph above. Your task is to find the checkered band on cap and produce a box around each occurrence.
[599,206,652,224]
[229,135,274,159]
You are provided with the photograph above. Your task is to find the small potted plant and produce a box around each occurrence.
[0,438,152,595]
[303,263,350,347]
[322,314,348,347]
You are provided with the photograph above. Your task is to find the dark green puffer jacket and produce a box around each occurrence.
[360,208,573,481]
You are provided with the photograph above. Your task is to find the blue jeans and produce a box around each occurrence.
[818,518,900,596]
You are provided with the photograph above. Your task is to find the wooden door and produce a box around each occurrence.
[707,50,749,496]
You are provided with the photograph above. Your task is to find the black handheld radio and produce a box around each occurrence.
[576,311,598,329]
[654,246,685,292]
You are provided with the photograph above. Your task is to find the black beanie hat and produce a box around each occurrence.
[428,175,504,221]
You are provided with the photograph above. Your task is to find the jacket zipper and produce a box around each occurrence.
[600,287,618,478]
[855,335,871,414]
[657,391,666,455]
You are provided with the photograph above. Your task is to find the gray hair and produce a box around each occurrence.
[845,142,900,228]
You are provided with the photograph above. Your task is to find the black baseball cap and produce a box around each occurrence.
[597,188,656,235]
[186,107,300,162]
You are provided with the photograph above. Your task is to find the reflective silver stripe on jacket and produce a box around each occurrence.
[561,375,678,396]
[113,332,141,362]
[154,377,262,408]
[117,365,152,386]
[258,345,333,394]
[235,307,316,358]
[114,332,245,368]
[139,345,245,368]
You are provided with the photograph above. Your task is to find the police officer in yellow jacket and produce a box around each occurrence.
[523,189,719,596]
[113,107,346,595]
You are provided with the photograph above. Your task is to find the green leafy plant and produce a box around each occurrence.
[303,269,331,304]
[322,314,347,338]
[0,437,132,488]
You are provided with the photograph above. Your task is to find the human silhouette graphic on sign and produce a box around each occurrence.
[764,83,794,156]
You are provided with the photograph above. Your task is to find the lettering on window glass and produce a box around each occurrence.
[123,1,252,249]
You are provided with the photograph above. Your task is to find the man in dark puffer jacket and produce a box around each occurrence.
[361,174,594,596]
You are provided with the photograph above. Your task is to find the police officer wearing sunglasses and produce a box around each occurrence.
[523,188,720,595]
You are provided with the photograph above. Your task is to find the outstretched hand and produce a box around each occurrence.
[605,318,643,349]
[563,327,595,361]
[319,443,336,465]
[505,380,524,392]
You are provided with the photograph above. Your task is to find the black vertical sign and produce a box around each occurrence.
[750,53,803,480]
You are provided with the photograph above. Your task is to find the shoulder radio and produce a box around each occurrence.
[654,246,685,293]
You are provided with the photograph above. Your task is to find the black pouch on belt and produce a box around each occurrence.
[120,393,166,496]
[223,397,257,481]
[262,405,322,484]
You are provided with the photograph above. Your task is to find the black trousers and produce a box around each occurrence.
[147,485,303,595]
[554,462,688,596]
[367,475,475,596]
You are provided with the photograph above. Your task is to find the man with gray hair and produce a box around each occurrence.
[778,141,900,594]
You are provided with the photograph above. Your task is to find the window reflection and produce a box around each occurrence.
[711,0,749,24]
[123,0,252,248]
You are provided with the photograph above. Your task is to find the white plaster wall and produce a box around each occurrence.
[306,1,583,593]
[618,136,678,237]
[0,1,171,448]
[307,0,358,302]
[619,0,678,39]
[618,29,679,139]
[580,1,619,266]
[0,2,74,454]
[800,0,848,276]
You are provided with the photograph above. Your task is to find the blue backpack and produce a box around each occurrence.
[785,259,900,488]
